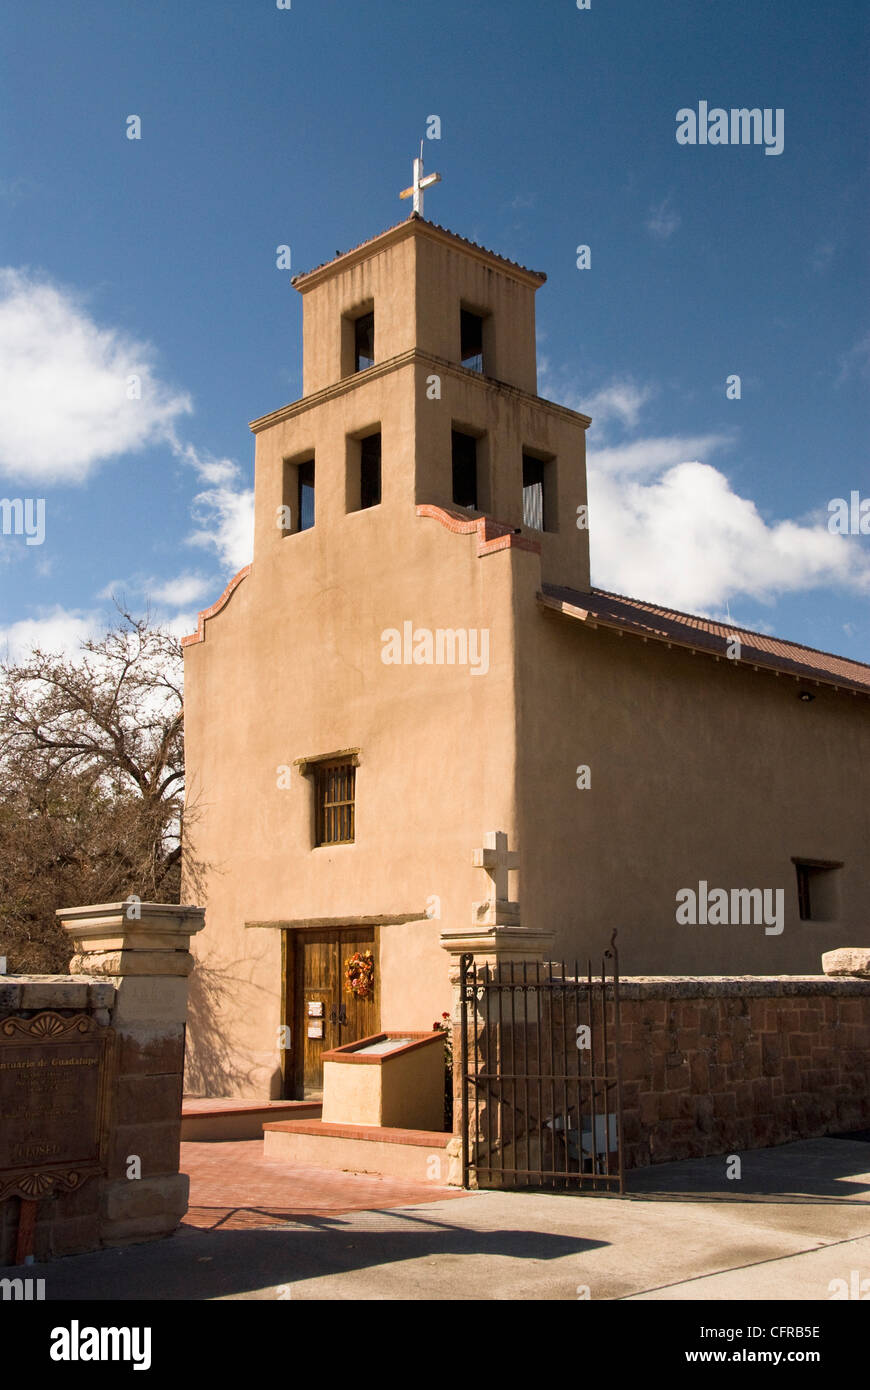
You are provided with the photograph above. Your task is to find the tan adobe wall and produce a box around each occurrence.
[515,591,870,974]
[183,510,526,1097]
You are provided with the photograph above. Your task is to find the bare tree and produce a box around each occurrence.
[0,609,202,972]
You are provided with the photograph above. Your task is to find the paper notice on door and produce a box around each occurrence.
[307,1021,324,1039]
[307,1001,324,1017]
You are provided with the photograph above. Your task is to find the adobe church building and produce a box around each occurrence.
[182,207,870,1102]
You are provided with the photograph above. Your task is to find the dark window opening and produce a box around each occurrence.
[794,859,842,922]
[460,310,484,373]
[523,454,546,531]
[360,433,382,509]
[298,460,315,532]
[315,760,356,845]
[354,312,375,372]
[796,865,812,921]
[452,430,478,510]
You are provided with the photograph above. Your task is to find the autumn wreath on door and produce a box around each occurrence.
[344,949,375,999]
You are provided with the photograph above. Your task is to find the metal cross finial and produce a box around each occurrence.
[399,141,442,217]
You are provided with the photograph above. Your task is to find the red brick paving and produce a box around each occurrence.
[181,1140,467,1232]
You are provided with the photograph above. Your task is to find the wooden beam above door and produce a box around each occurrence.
[246,911,430,930]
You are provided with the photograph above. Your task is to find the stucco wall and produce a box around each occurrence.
[184,504,523,1098]
[516,586,870,974]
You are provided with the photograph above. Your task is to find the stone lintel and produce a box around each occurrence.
[246,911,428,930]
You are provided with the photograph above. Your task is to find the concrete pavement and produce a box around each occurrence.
[10,1135,870,1301]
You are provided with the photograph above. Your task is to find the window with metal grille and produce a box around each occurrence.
[315,760,356,845]
[354,312,374,372]
[522,454,545,530]
[452,429,478,510]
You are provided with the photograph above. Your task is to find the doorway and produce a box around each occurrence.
[283,927,379,1098]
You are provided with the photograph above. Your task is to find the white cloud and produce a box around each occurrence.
[581,380,656,433]
[172,440,239,486]
[164,610,199,639]
[147,572,214,608]
[538,370,655,435]
[646,198,681,240]
[188,482,254,572]
[0,268,192,483]
[591,431,729,479]
[588,446,870,611]
[0,606,102,662]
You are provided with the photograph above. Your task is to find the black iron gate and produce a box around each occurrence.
[459,933,625,1192]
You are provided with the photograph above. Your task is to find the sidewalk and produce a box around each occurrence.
[11,1135,870,1301]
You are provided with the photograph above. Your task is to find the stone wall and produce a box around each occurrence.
[618,977,870,1170]
[0,902,203,1266]
[454,970,870,1178]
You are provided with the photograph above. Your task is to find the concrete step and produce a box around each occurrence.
[181,1098,322,1142]
[263,1118,457,1184]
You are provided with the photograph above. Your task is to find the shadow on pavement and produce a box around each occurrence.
[14,1211,609,1301]
[626,1137,870,1204]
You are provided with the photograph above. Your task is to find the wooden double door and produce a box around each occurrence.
[285,928,379,1098]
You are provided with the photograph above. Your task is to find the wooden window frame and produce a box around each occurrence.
[314,760,356,845]
[295,749,360,849]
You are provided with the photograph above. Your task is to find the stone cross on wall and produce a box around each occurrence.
[472,830,520,927]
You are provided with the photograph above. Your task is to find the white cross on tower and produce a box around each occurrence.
[472,830,519,913]
[399,141,442,217]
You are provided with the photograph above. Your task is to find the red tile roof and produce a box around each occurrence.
[540,583,870,696]
[291,213,546,286]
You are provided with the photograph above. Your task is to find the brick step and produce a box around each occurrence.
[263,1118,456,1184]
[181,1099,321,1142]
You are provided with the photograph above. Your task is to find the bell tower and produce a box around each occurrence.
[250,206,591,591]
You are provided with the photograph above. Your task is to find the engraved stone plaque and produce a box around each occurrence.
[0,1012,114,1201]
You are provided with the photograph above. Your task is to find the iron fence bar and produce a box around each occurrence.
[599,950,609,1188]
[530,956,539,1184]
[474,961,482,1189]
[484,961,494,1189]
[586,957,596,1189]
[548,957,557,1189]
[509,958,517,1188]
[461,938,625,1196]
[459,953,471,1189]
[609,930,626,1196]
[560,957,570,1189]
[522,957,530,1185]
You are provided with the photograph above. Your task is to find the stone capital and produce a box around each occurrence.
[58,901,205,978]
[440,924,555,966]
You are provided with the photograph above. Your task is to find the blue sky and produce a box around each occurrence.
[0,0,867,661]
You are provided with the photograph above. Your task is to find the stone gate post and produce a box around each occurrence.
[60,900,205,1246]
